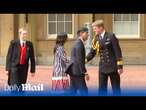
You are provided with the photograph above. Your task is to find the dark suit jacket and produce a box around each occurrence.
[6,39,36,85]
[66,38,87,77]
[87,32,123,73]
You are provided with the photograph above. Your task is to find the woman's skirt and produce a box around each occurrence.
[52,76,69,93]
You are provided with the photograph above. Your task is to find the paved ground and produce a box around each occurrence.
[0,65,146,96]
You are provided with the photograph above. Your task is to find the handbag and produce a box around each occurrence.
[65,61,73,75]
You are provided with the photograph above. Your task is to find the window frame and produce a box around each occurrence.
[112,14,141,39]
[47,14,75,39]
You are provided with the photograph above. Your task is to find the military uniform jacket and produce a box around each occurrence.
[87,32,123,73]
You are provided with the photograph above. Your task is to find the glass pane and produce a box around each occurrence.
[48,14,56,21]
[131,14,138,21]
[113,21,138,35]
[57,22,64,33]
[114,14,121,21]
[65,14,72,21]
[48,22,56,34]
[123,14,130,21]
[130,22,138,34]
[65,22,72,34]
[113,14,139,36]
[57,14,64,21]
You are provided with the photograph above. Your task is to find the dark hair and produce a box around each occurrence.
[77,27,88,37]
[53,32,68,54]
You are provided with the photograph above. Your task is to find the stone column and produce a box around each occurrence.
[27,14,37,63]
[0,14,14,65]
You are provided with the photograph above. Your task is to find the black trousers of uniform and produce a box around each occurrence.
[70,75,88,96]
[98,71,121,96]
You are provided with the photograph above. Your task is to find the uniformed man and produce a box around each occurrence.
[86,20,123,96]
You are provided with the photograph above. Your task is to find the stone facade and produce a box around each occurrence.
[0,14,146,66]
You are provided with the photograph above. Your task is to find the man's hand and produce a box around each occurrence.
[85,74,90,81]
[118,69,123,75]
[31,73,35,77]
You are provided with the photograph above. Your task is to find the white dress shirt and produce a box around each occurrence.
[100,30,106,39]
[20,39,26,47]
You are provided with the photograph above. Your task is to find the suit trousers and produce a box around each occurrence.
[70,75,88,96]
[8,64,28,91]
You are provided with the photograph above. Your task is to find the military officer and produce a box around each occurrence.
[86,20,123,96]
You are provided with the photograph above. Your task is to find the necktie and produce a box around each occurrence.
[99,35,102,40]
[22,42,25,47]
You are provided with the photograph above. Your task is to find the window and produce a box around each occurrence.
[47,14,74,38]
[113,14,140,38]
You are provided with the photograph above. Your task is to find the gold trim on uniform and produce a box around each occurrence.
[117,60,123,65]
[85,58,88,63]
[91,38,100,55]
[96,42,100,54]
[91,35,97,50]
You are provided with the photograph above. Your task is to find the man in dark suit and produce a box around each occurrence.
[6,28,36,91]
[67,27,89,96]
[86,20,123,96]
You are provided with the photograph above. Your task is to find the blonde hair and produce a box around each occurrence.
[92,19,104,28]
